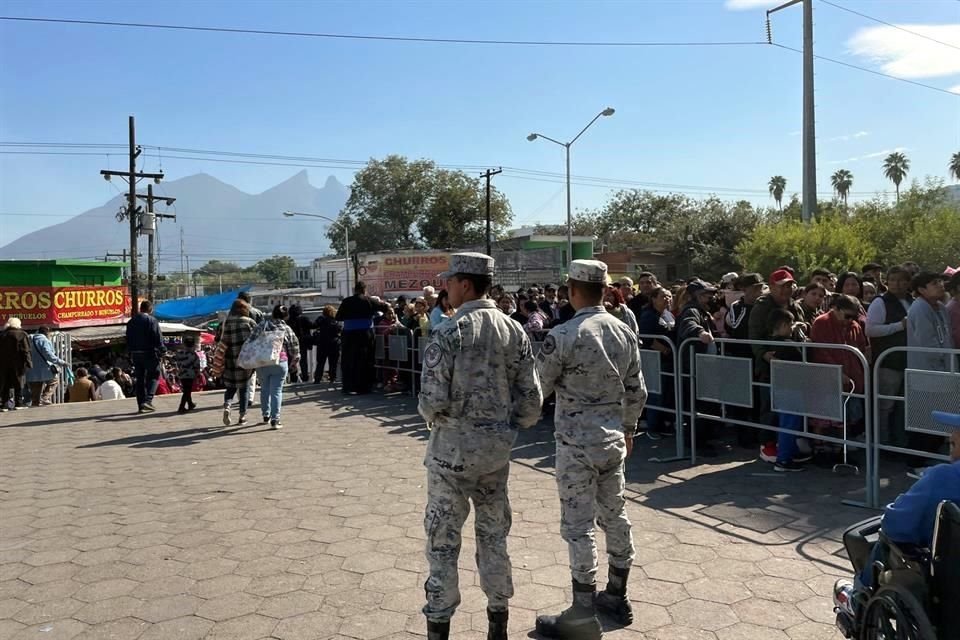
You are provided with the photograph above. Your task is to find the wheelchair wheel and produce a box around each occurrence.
[860,585,936,640]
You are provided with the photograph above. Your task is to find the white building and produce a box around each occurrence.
[289,257,352,299]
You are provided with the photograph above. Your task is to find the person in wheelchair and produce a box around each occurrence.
[834,412,960,639]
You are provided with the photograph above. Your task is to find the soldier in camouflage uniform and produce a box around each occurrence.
[419,252,544,640]
[535,259,647,640]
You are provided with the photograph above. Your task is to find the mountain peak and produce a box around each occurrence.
[324,175,343,190]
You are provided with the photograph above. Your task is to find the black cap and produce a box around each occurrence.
[544,283,557,291]
[686,279,718,295]
[736,273,763,288]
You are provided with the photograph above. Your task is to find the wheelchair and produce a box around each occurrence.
[834,407,960,639]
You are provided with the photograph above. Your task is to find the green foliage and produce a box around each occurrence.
[768,175,787,210]
[737,180,959,279]
[252,255,296,287]
[735,217,877,282]
[889,207,960,271]
[327,155,512,253]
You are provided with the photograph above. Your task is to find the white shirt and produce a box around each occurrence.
[865,295,911,338]
[97,380,125,400]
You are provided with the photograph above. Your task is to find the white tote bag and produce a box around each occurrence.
[237,328,285,370]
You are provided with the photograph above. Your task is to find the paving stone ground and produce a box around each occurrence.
[0,385,909,640]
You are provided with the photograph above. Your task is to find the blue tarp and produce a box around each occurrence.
[154,287,251,321]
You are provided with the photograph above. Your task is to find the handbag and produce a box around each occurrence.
[210,341,227,378]
[237,327,285,370]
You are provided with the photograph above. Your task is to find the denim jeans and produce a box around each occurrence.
[258,361,288,421]
[130,351,160,409]
[223,385,248,415]
[776,413,804,464]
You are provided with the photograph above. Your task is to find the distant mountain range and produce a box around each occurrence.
[0,171,350,271]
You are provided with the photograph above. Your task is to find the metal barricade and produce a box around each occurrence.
[872,346,960,501]
[679,337,876,508]
[372,328,421,398]
[50,331,72,405]
[637,333,684,462]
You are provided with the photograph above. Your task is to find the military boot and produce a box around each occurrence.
[487,608,508,640]
[427,620,450,640]
[594,565,633,625]
[535,580,602,640]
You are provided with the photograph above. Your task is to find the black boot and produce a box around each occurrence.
[427,620,449,640]
[594,566,633,625]
[487,608,508,640]
[535,580,602,640]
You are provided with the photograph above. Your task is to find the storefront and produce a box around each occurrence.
[0,260,130,329]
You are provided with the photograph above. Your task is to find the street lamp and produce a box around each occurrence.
[282,211,351,294]
[527,107,615,265]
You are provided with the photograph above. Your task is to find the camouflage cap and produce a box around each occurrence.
[437,252,495,279]
[567,259,609,284]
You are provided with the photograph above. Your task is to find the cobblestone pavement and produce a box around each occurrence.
[0,386,906,640]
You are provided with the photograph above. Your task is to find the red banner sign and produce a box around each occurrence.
[359,253,451,296]
[0,286,130,328]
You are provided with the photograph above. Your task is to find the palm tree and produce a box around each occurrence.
[768,175,787,211]
[831,169,854,207]
[883,152,910,203]
[949,151,960,182]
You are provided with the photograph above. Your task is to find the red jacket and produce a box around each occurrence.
[810,312,868,392]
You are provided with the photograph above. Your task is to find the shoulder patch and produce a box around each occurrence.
[540,334,557,356]
[424,343,443,368]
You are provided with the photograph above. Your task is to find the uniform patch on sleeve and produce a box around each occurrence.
[541,334,557,356]
[424,343,443,368]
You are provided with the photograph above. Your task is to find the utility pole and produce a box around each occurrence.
[104,250,131,281]
[100,116,164,316]
[767,0,817,223]
[136,184,176,302]
[480,168,502,256]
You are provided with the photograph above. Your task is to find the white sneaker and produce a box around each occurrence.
[271,419,283,430]
[222,408,231,426]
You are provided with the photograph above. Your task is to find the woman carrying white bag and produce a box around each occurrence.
[239,304,300,430]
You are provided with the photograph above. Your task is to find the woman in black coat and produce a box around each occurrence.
[313,305,342,384]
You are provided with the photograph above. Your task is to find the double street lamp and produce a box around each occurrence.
[527,107,615,265]
[282,211,351,294]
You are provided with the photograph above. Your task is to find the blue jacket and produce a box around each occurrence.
[25,333,67,383]
[881,460,960,547]
[125,313,165,354]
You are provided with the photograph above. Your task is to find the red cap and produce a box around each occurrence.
[769,269,796,287]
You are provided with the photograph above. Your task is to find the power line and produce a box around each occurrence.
[771,42,959,96]
[0,154,895,200]
[818,0,960,52]
[0,16,766,47]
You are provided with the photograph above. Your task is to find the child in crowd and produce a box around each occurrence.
[767,308,809,472]
[175,335,201,413]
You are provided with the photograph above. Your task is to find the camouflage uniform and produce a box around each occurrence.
[536,273,647,585]
[419,254,544,624]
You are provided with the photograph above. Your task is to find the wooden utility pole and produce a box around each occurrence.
[100,116,164,316]
[481,168,502,256]
[136,184,176,301]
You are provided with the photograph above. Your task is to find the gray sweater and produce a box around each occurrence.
[906,298,955,371]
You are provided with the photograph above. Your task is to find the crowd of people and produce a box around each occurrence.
[278,261,958,477]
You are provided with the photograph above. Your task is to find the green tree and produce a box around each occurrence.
[253,255,296,287]
[768,176,787,211]
[418,169,511,249]
[883,152,910,203]
[890,207,960,271]
[735,217,877,283]
[327,155,512,253]
[830,169,854,208]
[950,151,960,182]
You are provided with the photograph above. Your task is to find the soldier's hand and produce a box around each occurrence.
[625,434,634,458]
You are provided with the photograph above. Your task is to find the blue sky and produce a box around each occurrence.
[1,0,958,249]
